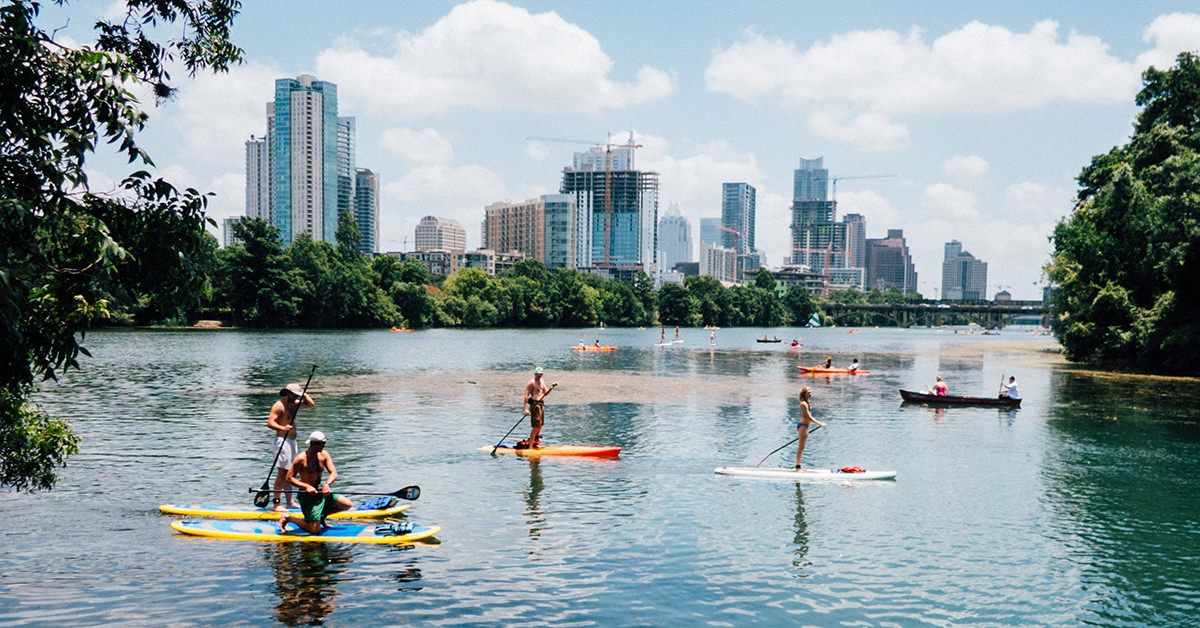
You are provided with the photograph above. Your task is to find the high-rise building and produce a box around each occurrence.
[270,74,339,244]
[941,240,988,300]
[244,135,269,220]
[865,229,918,293]
[788,156,864,289]
[337,117,356,226]
[353,168,379,254]
[657,203,693,271]
[720,183,755,254]
[699,217,722,247]
[222,216,244,248]
[482,194,576,269]
[415,216,466,251]
[700,242,737,283]
[560,144,658,270]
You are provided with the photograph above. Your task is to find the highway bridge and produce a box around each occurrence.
[821,300,1050,328]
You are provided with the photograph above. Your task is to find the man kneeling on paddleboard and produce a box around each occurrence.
[279,431,352,534]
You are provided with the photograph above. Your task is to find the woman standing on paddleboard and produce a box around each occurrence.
[795,387,826,471]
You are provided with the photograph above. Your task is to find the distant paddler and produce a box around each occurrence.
[266,382,314,512]
[521,367,558,449]
[278,431,352,534]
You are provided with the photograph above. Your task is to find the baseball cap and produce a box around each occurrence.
[307,430,326,445]
[534,367,544,374]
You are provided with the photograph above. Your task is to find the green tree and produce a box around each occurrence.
[754,267,776,291]
[1047,52,1200,372]
[783,284,816,325]
[683,275,729,326]
[335,210,363,260]
[0,0,243,489]
[657,283,696,326]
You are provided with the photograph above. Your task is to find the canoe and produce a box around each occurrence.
[571,345,617,351]
[798,366,870,374]
[715,467,896,481]
[158,500,409,520]
[756,338,782,343]
[170,519,439,544]
[899,389,1021,407]
[388,328,414,332]
[481,444,621,457]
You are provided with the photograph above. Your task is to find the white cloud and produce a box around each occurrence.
[808,111,910,151]
[922,183,978,220]
[1136,13,1200,72]
[942,154,990,179]
[380,128,455,164]
[378,163,511,251]
[838,190,902,231]
[315,0,675,118]
[525,140,551,161]
[1004,181,1073,220]
[169,61,282,166]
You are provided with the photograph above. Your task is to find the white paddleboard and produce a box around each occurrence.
[715,467,896,481]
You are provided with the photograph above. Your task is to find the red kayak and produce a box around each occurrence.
[798,366,870,374]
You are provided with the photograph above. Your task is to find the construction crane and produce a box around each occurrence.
[831,174,896,201]
[525,133,643,265]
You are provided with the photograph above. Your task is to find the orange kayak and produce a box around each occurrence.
[571,345,617,351]
[798,366,870,374]
[481,444,621,457]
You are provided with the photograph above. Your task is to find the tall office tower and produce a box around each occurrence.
[415,216,466,251]
[700,242,738,283]
[842,213,866,270]
[865,229,918,293]
[337,117,356,228]
[941,241,988,300]
[244,135,269,220]
[657,203,693,271]
[560,145,659,270]
[794,156,829,202]
[482,194,576,268]
[270,74,339,244]
[353,168,379,254]
[720,183,756,254]
[699,217,722,247]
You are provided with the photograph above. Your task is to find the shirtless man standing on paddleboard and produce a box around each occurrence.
[523,367,557,448]
[267,383,314,512]
[279,431,352,534]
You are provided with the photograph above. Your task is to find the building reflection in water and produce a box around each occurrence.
[265,542,351,627]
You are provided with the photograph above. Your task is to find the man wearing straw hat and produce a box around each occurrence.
[266,382,314,511]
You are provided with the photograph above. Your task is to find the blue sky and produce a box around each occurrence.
[52,1,1200,299]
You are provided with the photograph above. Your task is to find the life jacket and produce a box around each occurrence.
[840,466,865,473]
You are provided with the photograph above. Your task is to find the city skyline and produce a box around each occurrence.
[49,1,1200,299]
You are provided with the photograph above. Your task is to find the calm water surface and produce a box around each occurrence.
[2,327,1198,627]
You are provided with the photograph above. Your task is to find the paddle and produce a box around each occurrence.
[251,485,421,501]
[490,383,557,454]
[253,365,317,508]
[998,372,1006,398]
[755,424,822,467]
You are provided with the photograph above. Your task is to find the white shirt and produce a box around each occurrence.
[1003,380,1020,398]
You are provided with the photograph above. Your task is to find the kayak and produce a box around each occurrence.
[756,338,782,343]
[170,519,440,544]
[571,345,617,351]
[715,467,896,481]
[798,366,870,374]
[388,327,414,332]
[899,389,1022,407]
[158,500,410,520]
[481,443,621,457]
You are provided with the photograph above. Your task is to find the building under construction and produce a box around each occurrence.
[560,145,659,272]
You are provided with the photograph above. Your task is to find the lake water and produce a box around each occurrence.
[2,327,1198,627]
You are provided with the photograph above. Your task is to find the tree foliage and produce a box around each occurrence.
[0,0,243,490]
[1046,52,1200,373]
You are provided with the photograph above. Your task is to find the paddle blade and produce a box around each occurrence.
[252,484,271,508]
[394,485,420,501]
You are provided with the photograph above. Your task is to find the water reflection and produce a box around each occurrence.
[791,484,811,574]
[524,458,545,540]
[264,542,351,626]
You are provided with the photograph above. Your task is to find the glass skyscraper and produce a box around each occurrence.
[354,168,379,254]
[721,182,755,254]
[657,202,693,270]
[561,147,659,270]
[270,74,339,244]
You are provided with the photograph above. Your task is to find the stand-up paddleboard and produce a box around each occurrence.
[170,519,440,544]
[715,466,896,481]
[158,499,409,520]
[482,443,621,457]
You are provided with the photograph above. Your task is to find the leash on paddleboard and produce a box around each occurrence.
[251,485,421,501]
[253,365,317,508]
[755,424,822,467]
[491,383,556,454]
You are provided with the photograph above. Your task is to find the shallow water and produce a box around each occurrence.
[3,326,1198,626]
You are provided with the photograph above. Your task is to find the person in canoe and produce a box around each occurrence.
[929,376,948,396]
[279,431,352,534]
[795,387,827,470]
[522,367,558,449]
[266,382,315,512]
[823,356,833,369]
[1000,376,1020,399]
[847,358,860,373]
